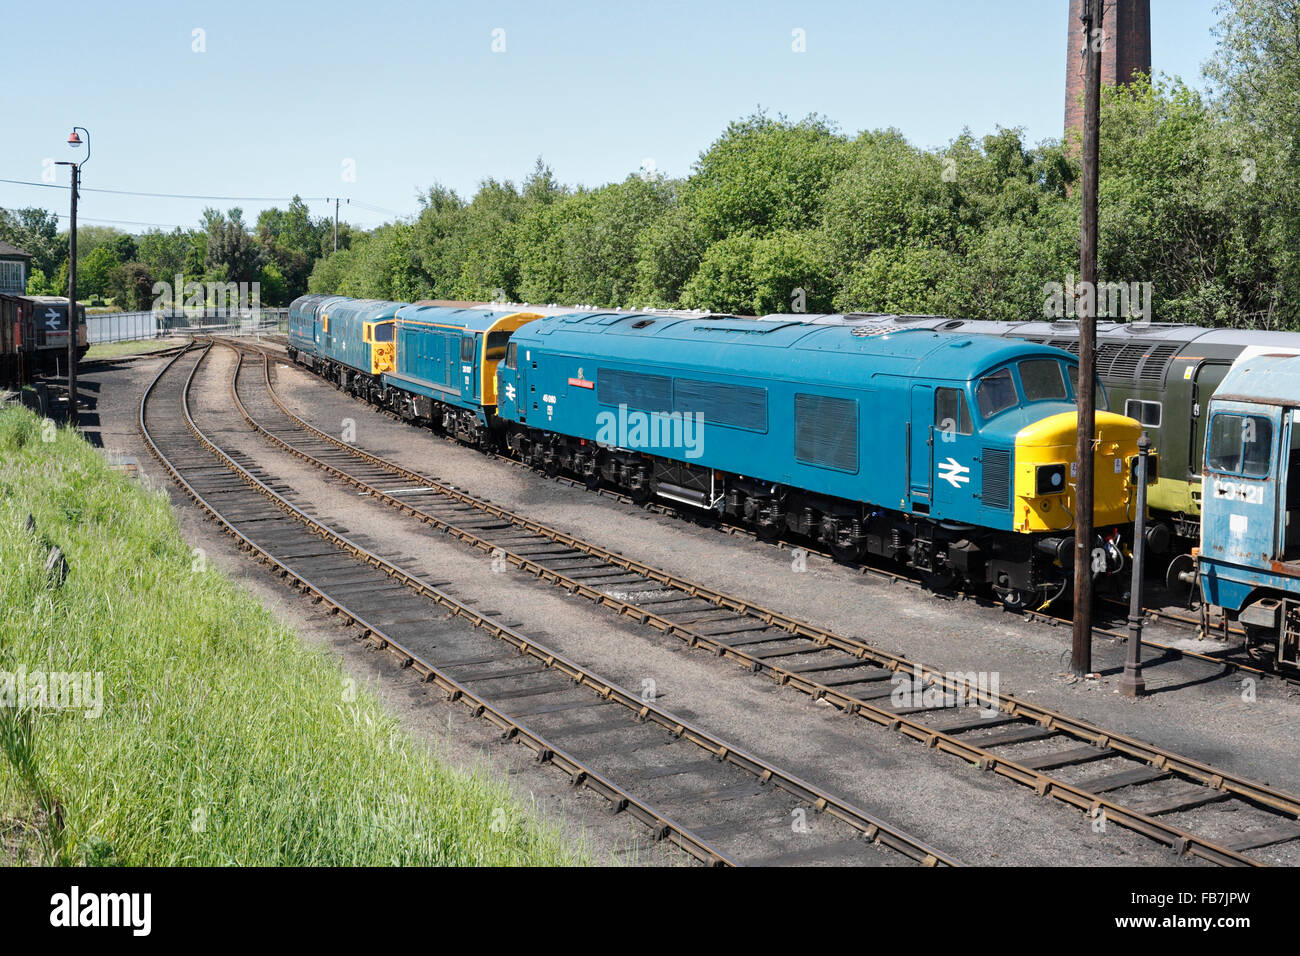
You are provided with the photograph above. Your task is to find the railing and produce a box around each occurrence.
[87,308,288,344]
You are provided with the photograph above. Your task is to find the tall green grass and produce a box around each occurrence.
[0,405,584,866]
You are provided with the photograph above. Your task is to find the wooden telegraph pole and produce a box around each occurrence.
[1072,0,1104,678]
[58,128,89,426]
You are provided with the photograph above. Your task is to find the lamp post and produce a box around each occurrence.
[55,127,89,425]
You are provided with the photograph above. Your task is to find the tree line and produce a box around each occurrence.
[0,199,343,311]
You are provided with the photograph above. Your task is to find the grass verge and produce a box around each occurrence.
[83,339,185,362]
[0,405,585,866]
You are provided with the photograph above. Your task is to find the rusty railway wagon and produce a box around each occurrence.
[0,293,88,387]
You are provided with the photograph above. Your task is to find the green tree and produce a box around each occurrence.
[79,245,121,298]
[0,207,63,278]
[1097,77,1271,325]
[518,175,673,307]
[307,246,356,295]
[24,268,52,295]
[1205,0,1300,324]
[451,179,525,300]
[684,111,851,243]
[202,207,263,285]
[106,262,157,311]
[411,184,469,297]
[257,197,329,302]
[682,231,833,314]
[256,261,288,306]
[137,228,192,281]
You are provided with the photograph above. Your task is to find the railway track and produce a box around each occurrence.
[223,336,1300,866]
[140,340,957,868]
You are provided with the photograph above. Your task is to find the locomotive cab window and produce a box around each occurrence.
[1018,360,1067,401]
[1208,413,1273,477]
[1066,366,1108,409]
[934,388,973,436]
[505,341,518,369]
[976,368,1018,418]
[372,322,394,343]
[460,336,476,362]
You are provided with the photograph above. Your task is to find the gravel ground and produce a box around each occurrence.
[77,344,1300,865]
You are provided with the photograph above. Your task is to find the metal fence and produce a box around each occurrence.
[87,308,288,344]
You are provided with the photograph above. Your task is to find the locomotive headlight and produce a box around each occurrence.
[1129,453,1159,485]
[1034,463,1067,496]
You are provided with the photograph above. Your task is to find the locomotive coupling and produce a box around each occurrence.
[1034,533,1125,573]
[1035,535,1076,567]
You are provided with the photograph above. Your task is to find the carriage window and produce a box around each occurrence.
[934,388,973,436]
[1208,414,1274,477]
[1124,398,1162,428]
[976,368,1018,418]
[1018,360,1067,401]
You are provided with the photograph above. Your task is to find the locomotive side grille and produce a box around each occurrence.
[982,449,1012,509]
[1137,343,1179,383]
[597,367,672,411]
[1109,344,1148,380]
[673,378,768,431]
[794,393,859,473]
[1094,343,1126,380]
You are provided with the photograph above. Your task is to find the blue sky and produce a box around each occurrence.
[1,0,1223,234]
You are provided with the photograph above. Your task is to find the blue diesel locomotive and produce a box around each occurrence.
[496,311,1143,607]
[1196,353,1300,668]
[287,294,555,443]
[285,294,1145,606]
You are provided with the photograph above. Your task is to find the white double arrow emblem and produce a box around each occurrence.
[937,457,971,488]
[45,309,60,329]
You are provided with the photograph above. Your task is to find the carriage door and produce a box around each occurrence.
[1283,409,1300,561]
[515,345,529,423]
[908,385,933,512]
[459,333,478,405]
[1189,362,1231,479]
[1204,402,1284,565]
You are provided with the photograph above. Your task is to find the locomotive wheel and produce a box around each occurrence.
[755,522,782,542]
[583,473,602,491]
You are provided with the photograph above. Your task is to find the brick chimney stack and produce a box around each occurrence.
[1064,0,1151,141]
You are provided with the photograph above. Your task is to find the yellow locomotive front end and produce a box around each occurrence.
[363,320,396,376]
[1012,410,1148,534]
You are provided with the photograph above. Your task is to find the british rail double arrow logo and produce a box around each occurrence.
[938,457,971,488]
